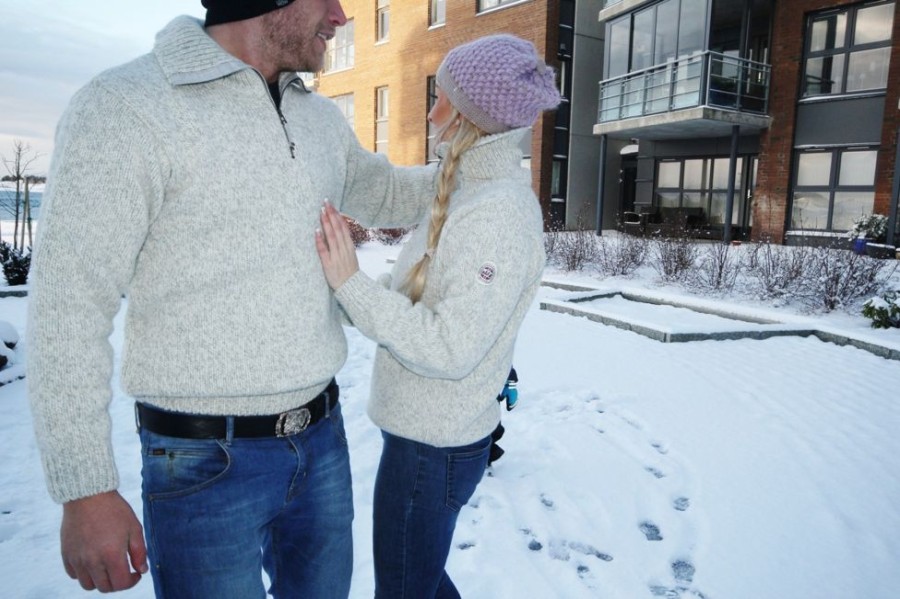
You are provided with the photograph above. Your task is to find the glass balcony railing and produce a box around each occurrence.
[597,51,771,123]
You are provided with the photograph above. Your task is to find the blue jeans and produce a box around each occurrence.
[139,402,353,599]
[373,431,491,599]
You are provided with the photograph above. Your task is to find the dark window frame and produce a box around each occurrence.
[801,0,895,98]
[789,146,879,231]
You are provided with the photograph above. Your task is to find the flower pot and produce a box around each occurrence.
[852,238,869,255]
[865,243,896,260]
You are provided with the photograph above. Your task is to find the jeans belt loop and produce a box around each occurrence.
[324,388,331,419]
[225,416,235,445]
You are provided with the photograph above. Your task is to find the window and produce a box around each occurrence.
[324,19,354,73]
[376,0,390,42]
[426,77,439,163]
[478,0,524,13]
[430,0,445,26]
[605,0,707,76]
[791,148,878,231]
[376,86,389,155]
[551,159,567,199]
[332,94,355,129]
[802,1,894,97]
[655,156,750,226]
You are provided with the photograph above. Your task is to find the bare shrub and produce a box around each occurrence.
[595,234,648,277]
[795,245,897,312]
[687,242,741,291]
[372,228,407,245]
[344,217,370,247]
[544,212,599,272]
[743,241,810,299]
[555,229,600,271]
[648,233,698,283]
[543,229,561,264]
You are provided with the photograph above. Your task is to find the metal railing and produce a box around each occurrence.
[598,51,771,123]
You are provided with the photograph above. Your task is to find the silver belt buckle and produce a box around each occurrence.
[275,407,311,437]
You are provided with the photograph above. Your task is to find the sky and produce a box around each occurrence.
[0,1,206,175]
[2,239,900,598]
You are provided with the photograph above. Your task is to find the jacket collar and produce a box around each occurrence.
[436,128,531,182]
[154,15,302,92]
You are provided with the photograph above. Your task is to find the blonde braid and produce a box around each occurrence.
[401,112,485,303]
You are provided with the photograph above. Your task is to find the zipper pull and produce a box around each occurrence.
[290,142,296,159]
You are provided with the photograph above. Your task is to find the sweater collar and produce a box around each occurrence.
[155,16,246,85]
[154,15,302,92]
[436,128,531,182]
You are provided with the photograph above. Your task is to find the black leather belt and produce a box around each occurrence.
[135,379,339,439]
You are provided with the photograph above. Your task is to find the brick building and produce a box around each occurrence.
[593,0,900,247]
[310,0,607,230]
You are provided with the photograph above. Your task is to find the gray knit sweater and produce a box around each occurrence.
[334,129,546,448]
[28,16,435,503]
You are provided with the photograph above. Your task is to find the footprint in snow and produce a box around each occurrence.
[639,521,663,541]
[539,494,555,510]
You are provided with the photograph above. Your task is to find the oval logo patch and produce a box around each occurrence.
[478,262,497,285]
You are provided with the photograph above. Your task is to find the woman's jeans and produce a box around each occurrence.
[373,430,491,599]
[139,402,354,599]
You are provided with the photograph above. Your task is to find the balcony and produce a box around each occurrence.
[594,51,772,140]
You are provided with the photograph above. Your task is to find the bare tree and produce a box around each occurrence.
[2,140,41,250]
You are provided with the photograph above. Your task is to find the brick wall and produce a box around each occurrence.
[316,0,558,215]
[755,0,900,243]
[878,2,900,218]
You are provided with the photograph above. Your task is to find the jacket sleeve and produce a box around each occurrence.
[27,81,168,503]
[337,128,437,229]
[333,197,542,380]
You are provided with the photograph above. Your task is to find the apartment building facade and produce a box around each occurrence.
[310,0,606,230]
[593,0,900,246]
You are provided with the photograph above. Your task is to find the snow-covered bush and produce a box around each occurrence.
[861,289,900,329]
[546,229,599,272]
[648,234,698,283]
[0,320,17,371]
[343,217,370,247]
[796,246,895,311]
[743,241,810,300]
[594,234,647,277]
[2,245,30,286]
[371,228,407,246]
[847,213,888,242]
[687,242,741,292]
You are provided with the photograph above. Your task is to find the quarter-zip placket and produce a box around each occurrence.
[259,72,299,159]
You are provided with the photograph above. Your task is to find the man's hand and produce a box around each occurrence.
[316,200,361,290]
[61,490,148,592]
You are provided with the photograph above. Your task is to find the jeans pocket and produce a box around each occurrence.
[329,403,349,447]
[445,437,490,512]
[141,431,232,501]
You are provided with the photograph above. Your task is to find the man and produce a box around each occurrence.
[27,1,435,597]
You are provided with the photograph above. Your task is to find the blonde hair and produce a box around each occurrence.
[400,111,485,303]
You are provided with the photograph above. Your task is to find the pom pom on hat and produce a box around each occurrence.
[436,34,562,134]
[202,0,297,27]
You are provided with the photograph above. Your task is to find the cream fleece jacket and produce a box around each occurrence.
[27,16,435,503]
[334,129,546,447]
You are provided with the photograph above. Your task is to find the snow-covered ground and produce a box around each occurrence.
[1,239,900,599]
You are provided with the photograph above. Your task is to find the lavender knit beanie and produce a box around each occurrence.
[436,34,561,134]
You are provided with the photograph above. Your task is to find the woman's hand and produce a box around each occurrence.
[315,201,360,290]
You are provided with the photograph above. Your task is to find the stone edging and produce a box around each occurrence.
[539,282,900,362]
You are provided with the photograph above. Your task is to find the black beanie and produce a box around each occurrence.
[202,0,298,27]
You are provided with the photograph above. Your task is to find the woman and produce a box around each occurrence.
[315,34,560,598]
